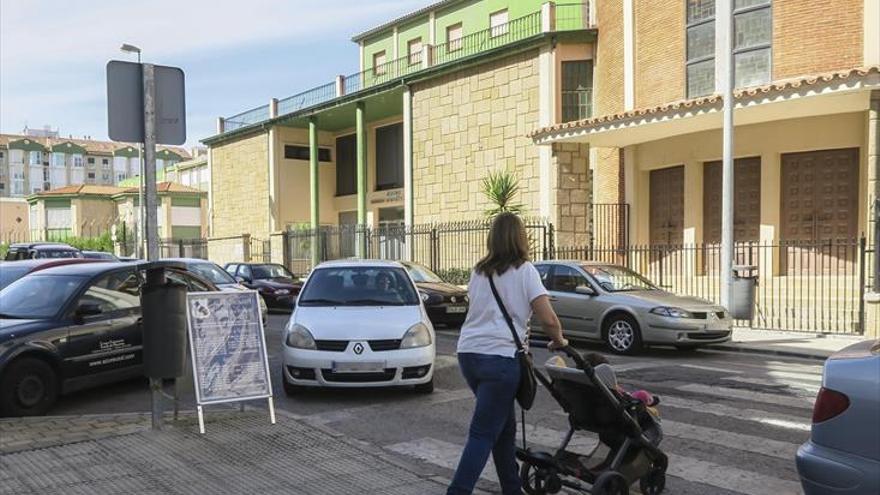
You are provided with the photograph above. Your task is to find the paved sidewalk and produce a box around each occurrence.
[0,409,449,495]
[709,328,872,360]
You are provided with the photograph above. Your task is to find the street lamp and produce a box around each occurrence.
[120,43,144,259]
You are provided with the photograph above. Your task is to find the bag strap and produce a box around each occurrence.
[488,274,524,352]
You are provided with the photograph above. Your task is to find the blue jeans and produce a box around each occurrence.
[447,352,521,495]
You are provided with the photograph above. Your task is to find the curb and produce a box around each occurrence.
[706,343,831,361]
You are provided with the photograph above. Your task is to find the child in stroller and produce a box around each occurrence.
[517,346,668,495]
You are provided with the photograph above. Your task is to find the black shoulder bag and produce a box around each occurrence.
[488,274,537,410]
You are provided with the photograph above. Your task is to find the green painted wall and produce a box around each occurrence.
[171,226,202,240]
[51,142,87,154]
[171,196,201,207]
[44,198,71,208]
[114,147,139,158]
[8,139,48,152]
[361,0,547,68]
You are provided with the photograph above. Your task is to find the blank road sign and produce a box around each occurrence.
[107,60,186,145]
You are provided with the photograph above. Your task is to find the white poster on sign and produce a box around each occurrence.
[186,290,275,433]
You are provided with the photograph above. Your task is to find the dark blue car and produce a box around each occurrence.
[0,262,215,416]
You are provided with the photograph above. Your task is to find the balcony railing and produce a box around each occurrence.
[219,2,594,134]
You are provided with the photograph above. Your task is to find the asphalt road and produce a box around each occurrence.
[51,313,820,495]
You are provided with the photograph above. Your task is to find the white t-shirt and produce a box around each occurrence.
[456,262,548,358]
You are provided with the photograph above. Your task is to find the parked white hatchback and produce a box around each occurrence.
[282,259,435,394]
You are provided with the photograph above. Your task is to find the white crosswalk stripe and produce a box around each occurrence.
[380,354,821,495]
[676,383,815,409]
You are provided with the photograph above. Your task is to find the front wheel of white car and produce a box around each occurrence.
[414,378,434,394]
[603,314,643,355]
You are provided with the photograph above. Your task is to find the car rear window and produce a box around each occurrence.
[298,267,418,306]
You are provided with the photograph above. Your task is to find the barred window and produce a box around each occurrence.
[561,60,593,122]
[686,0,715,98]
[407,38,422,66]
[733,0,771,88]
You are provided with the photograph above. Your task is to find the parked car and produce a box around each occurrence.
[796,339,880,494]
[4,242,83,260]
[164,258,268,324]
[223,262,302,311]
[82,251,119,261]
[282,259,435,394]
[530,261,732,354]
[0,262,221,416]
[0,258,105,290]
[399,261,468,327]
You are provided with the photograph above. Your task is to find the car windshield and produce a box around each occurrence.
[37,250,83,259]
[298,267,418,306]
[188,262,236,285]
[581,265,658,292]
[252,264,293,280]
[404,263,444,283]
[0,265,32,290]
[0,275,84,319]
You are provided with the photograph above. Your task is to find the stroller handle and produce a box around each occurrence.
[529,339,589,370]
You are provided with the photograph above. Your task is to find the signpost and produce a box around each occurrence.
[186,291,276,434]
[107,59,186,430]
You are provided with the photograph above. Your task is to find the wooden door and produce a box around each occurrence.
[649,166,685,245]
[703,157,762,243]
[781,148,859,273]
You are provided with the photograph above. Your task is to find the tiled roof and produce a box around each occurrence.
[118,182,204,195]
[32,184,127,197]
[0,133,190,158]
[528,66,880,140]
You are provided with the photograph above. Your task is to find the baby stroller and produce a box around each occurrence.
[516,345,668,495]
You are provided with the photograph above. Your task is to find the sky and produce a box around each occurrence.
[0,0,426,149]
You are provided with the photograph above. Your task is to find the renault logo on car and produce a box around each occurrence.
[353,343,364,355]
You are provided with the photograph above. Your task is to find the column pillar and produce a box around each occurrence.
[403,86,414,261]
[309,117,320,266]
[865,91,880,337]
[356,102,368,256]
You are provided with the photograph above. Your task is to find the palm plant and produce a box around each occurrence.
[481,168,524,217]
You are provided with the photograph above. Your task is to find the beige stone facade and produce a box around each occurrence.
[210,132,270,239]
[550,142,592,246]
[412,50,541,223]
[0,198,29,241]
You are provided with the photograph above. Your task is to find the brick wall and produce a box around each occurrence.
[593,147,623,205]
[411,50,542,223]
[774,0,863,80]
[210,132,270,239]
[634,0,685,108]
[595,0,625,116]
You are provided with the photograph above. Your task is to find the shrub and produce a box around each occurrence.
[436,267,472,286]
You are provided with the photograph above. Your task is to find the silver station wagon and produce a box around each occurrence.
[531,261,732,354]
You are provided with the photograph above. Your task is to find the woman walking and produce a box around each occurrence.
[448,212,567,495]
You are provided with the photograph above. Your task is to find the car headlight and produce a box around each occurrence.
[275,289,290,295]
[401,323,432,348]
[285,323,316,349]
[463,295,469,303]
[420,291,430,302]
[650,307,694,318]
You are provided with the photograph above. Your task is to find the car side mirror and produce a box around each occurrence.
[74,303,102,323]
[574,285,596,296]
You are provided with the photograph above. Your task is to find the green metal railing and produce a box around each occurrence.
[221,2,593,133]
[431,11,542,66]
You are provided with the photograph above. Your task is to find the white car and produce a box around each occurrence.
[282,259,435,394]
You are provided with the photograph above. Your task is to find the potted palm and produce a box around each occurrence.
[481,169,524,217]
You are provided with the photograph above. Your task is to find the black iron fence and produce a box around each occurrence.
[283,219,553,284]
[554,238,869,334]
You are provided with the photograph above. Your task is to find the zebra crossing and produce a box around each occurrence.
[376,350,823,495]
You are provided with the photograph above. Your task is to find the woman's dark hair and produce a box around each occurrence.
[474,212,530,276]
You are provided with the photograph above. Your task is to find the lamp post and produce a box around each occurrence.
[120,43,144,259]
[720,0,735,309]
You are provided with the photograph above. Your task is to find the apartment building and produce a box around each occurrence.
[204,0,877,256]
[0,133,190,198]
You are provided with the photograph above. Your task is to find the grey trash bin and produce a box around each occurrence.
[730,264,758,320]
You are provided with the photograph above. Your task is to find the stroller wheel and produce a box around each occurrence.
[520,461,562,494]
[592,471,629,495]
[639,465,667,494]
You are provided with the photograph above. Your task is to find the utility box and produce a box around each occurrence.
[141,265,188,379]
[731,265,758,320]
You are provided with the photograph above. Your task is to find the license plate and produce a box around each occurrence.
[332,361,385,373]
[446,306,467,314]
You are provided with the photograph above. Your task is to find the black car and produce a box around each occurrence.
[0,262,217,416]
[224,262,302,311]
[400,261,469,327]
[4,242,83,260]
[82,251,119,261]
